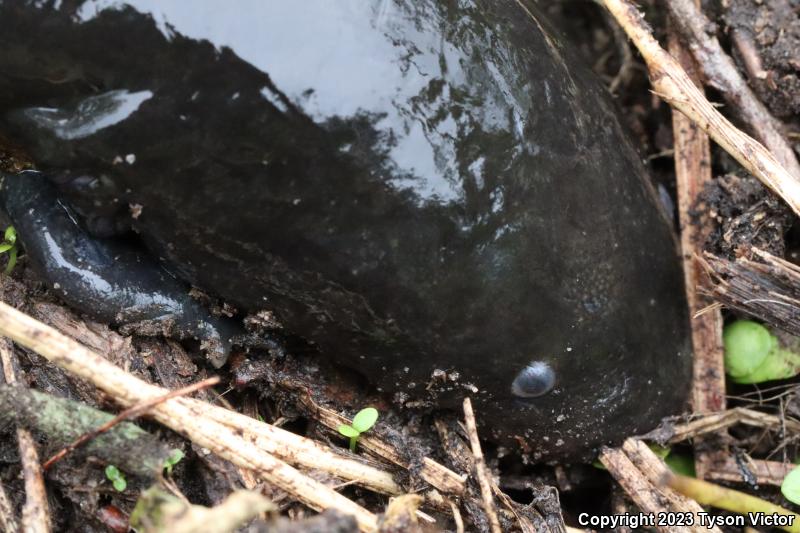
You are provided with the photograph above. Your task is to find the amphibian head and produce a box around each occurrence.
[0,0,691,460]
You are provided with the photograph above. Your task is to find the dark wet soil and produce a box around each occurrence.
[725,0,800,120]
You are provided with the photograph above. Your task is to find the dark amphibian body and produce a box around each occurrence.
[0,0,691,460]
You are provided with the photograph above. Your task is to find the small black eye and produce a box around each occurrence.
[511,362,555,398]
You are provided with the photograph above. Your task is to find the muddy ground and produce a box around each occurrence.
[2,0,800,531]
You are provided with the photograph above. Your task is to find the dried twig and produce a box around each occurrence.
[42,376,220,470]
[668,16,727,480]
[600,440,721,533]
[665,0,800,177]
[462,398,501,533]
[0,477,18,533]
[599,0,800,216]
[448,500,465,533]
[17,431,49,533]
[177,396,403,496]
[621,439,713,520]
[704,249,800,336]
[0,302,379,532]
[666,407,800,443]
[0,339,50,533]
[706,455,793,487]
[600,447,684,533]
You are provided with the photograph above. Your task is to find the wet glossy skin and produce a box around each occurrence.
[0,0,691,460]
[0,171,240,365]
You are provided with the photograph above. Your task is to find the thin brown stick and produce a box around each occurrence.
[0,477,18,533]
[176,396,403,496]
[448,499,465,533]
[462,398,501,533]
[706,456,794,487]
[0,302,378,532]
[621,439,716,525]
[599,0,800,216]
[17,431,50,533]
[42,376,220,470]
[665,0,800,177]
[0,339,50,533]
[0,341,21,533]
[667,407,800,442]
[667,14,726,482]
[602,440,722,533]
[600,447,682,533]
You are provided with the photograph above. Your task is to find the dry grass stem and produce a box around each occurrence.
[0,339,50,533]
[462,398,502,533]
[667,16,727,479]
[0,301,379,532]
[665,0,800,176]
[600,0,800,216]
[600,442,721,533]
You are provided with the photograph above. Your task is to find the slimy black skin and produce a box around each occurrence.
[0,170,239,367]
[0,0,692,460]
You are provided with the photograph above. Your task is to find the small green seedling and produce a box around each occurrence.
[782,466,800,504]
[163,449,184,475]
[105,465,127,492]
[723,320,800,384]
[0,226,18,274]
[338,407,378,452]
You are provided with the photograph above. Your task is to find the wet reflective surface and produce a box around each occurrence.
[1,170,240,365]
[0,0,691,459]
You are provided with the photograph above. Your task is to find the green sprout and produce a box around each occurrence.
[163,449,184,475]
[337,407,378,452]
[723,320,800,384]
[105,465,127,492]
[0,226,18,274]
[782,465,800,505]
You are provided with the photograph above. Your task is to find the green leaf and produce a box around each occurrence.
[4,226,16,244]
[105,465,121,480]
[112,477,127,492]
[782,466,800,504]
[337,424,360,438]
[648,444,670,460]
[351,407,378,433]
[723,320,776,380]
[0,244,13,253]
[164,449,184,474]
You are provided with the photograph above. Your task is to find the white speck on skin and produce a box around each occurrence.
[125,153,136,165]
